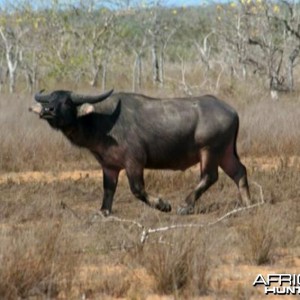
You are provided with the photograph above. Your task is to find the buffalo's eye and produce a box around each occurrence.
[44,106,54,112]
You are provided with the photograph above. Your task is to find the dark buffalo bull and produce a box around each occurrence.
[30,89,251,216]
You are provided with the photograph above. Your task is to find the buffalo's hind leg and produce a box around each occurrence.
[177,149,219,215]
[126,165,171,212]
[219,141,251,207]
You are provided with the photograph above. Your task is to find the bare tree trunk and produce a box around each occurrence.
[287,60,294,92]
[137,55,142,90]
[8,65,16,94]
[0,28,23,94]
[150,8,161,85]
[287,47,300,91]
[242,64,247,80]
[23,51,38,93]
[91,65,100,87]
[5,46,18,94]
[195,31,213,73]
[132,53,143,92]
[159,50,164,87]
[101,62,107,91]
[152,43,161,84]
[25,71,33,93]
[0,66,6,92]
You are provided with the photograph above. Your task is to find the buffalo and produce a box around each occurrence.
[30,89,251,216]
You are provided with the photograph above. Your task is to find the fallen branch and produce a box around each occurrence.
[140,180,265,243]
[252,180,265,205]
[69,181,265,245]
[102,215,145,230]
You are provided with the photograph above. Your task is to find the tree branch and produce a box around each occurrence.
[141,181,264,243]
[78,181,265,245]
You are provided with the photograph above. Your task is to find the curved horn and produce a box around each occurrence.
[34,89,50,103]
[70,89,114,106]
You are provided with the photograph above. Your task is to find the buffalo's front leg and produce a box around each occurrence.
[101,168,120,216]
[126,168,171,212]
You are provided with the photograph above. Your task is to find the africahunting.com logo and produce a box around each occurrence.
[253,274,300,295]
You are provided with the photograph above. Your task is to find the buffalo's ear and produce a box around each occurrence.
[77,103,95,117]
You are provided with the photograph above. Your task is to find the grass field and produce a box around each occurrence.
[0,90,299,299]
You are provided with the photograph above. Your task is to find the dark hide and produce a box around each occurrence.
[30,91,251,215]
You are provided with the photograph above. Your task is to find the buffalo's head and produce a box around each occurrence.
[29,89,113,129]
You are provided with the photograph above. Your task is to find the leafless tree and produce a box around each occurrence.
[217,0,300,94]
[148,4,177,86]
[0,23,28,93]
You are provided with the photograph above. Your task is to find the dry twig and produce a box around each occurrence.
[62,181,265,245]
[104,181,265,244]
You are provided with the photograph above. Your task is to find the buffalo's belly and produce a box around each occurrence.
[145,148,199,170]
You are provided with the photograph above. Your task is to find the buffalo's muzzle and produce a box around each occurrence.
[39,107,55,119]
[29,103,43,115]
[29,103,55,119]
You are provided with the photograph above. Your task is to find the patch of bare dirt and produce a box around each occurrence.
[0,170,103,184]
[244,155,300,171]
[1,156,299,185]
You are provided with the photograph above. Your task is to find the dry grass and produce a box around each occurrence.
[0,165,299,299]
[0,182,80,299]
[0,221,78,299]
[0,83,300,172]
[0,94,92,172]
[135,230,211,296]
[237,205,297,265]
[0,81,299,299]
[83,268,132,299]
[238,99,300,157]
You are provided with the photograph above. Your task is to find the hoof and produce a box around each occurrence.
[177,204,195,215]
[155,199,172,212]
[99,209,111,217]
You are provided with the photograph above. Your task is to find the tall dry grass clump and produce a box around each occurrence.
[134,229,213,296]
[238,205,296,265]
[0,221,79,299]
[0,179,112,299]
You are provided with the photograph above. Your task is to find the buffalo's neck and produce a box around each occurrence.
[61,120,96,148]
[61,115,115,150]
[62,124,91,148]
